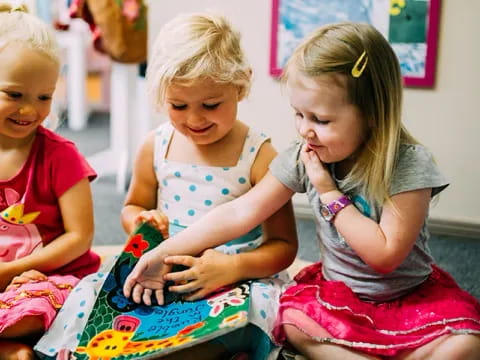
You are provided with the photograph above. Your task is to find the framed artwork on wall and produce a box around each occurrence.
[270,0,441,87]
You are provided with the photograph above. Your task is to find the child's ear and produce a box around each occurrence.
[237,68,253,101]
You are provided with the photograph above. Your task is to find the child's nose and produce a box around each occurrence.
[298,120,313,138]
[18,104,36,116]
[188,111,206,124]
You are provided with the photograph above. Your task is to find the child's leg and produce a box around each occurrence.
[284,324,380,360]
[393,334,480,360]
[0,340,35,360]
[0,315,44,338]
[0,316,43,360]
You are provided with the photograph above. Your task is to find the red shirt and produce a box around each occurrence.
[0,126,100,278]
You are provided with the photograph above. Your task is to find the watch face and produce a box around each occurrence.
[320,205,334,221]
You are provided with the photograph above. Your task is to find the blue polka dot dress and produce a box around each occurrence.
[154,123,289,359]
[34,122,289,360]
[154,122,269,255]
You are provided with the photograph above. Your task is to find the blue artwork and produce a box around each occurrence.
[273,0,438,84]
[277,0,373,68]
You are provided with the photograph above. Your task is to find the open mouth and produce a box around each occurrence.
[8,118,32,126]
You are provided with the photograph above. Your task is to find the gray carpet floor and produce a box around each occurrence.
[58,114,480,299]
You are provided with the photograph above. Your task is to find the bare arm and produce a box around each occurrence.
[121,131,168,237]
[160,141,298,300]
[321,188,430,274]
[2,178,94,289]
[233,199,298,280]
[160,171,295,256]
[301,144,431,274]
[232,140,297,279]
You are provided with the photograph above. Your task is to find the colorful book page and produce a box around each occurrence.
[73,222,250,359]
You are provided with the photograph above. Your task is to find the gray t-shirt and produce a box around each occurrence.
[270,141,449,301]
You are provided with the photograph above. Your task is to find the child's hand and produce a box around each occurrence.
[123,249,173,305]
[300,143,337,194]
[5,269,48,291]
[163,249,238,301]
[134,210,169,239]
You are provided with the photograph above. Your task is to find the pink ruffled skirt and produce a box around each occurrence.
[273,263,480,356]
[0,275,79,333]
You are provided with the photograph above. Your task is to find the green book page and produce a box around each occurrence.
[73,222,250,359]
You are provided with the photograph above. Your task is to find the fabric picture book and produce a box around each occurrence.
[72,222,250,359]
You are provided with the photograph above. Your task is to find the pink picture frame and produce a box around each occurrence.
[270,0,441,88]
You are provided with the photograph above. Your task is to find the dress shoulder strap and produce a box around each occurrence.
[238,128,270,165]
[153,122,174,167]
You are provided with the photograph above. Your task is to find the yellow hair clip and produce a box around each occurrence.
[10,4,26,13]
[351,51,368,78]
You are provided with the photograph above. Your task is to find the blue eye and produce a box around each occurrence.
[203,103,220,110]
[171,104,187,110]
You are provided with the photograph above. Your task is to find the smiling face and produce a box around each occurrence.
[0,44,59,143]
[287,71,368,168]
[165,78,239,146]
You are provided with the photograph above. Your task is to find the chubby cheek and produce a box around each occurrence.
[38,104,53,121]
[166,110,185,128]
[317,135,348,159]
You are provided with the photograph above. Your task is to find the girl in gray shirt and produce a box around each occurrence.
[125,22,480,359]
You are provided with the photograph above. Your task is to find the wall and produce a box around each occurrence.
[146,1,480,230]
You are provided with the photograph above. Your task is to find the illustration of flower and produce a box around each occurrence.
[125,234,149,258]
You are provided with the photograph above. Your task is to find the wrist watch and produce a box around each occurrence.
[320,195,352,222]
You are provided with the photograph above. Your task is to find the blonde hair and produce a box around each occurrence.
[283,22,418,207]
[0,2,61,128]
[0,2,60,65]
[147,12,251,111]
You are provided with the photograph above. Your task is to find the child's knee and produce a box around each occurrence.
[283,324,309,347]
[1,316,44,338]
[0,341,35,360]
[448,334,480,360]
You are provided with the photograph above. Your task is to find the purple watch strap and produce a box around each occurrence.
[326,195,352,215]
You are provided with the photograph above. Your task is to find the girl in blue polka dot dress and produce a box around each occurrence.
[35,12,298,360]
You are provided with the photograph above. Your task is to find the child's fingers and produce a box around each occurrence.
[154,213,170,238]
[184,288,208,302]
[163,267,195,282]
[155,289,165,306]
[158,225,169,239]
[134,212,152,224]
[301,143,310,153]
[131,283,146,304]
[164,255,195,267]
[142,288,153,306]
[8,275,32,287]
[135,211,170,238]
[9,275,28,285]
[23,270,47,281]
[5,281,24,291]
[123,270,140,298]
[168,281,200,294]
[12,270,47,285]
